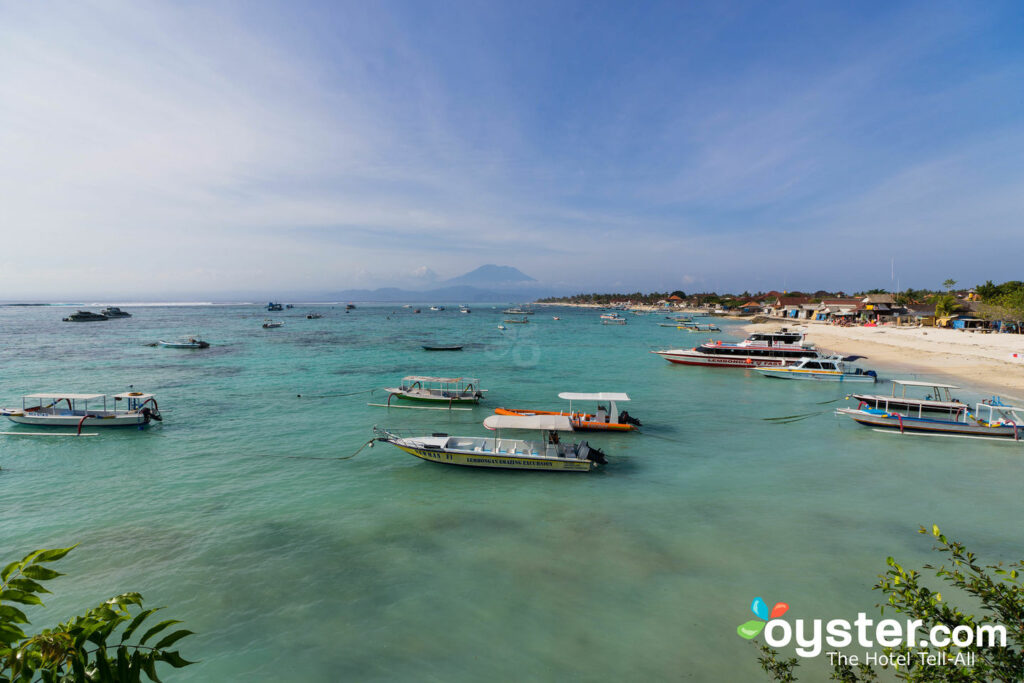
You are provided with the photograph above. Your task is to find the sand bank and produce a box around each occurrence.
[745,321,1024,400]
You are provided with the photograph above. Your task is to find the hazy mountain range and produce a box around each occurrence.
[327,264,556,302]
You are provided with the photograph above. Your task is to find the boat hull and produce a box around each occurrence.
[158,340,209,349]
[837,408,1022,439]
[391,443,594,471]
[385,391,479,404]
[493,407,635,431]
[756,368,876,382]
[7,413,150,427]
[654,350,788,368]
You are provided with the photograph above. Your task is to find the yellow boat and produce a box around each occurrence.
[373,415,607,472]
[494,392,639,432]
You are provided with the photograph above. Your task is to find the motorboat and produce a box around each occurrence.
[756,357,877,382]
[422,345,463,351]
[158,337,210,349]
[502,307,534,315]
[851,380,964,414]
[262,319,284,328]
[459,306,471,314]
[503,317,529,324]
[497,325,507,330]
[1,392,162,431]
[306,312,323,319]
[346,304,356,310]
[266,302,283,311]
[373,414,607,471]
[552,317,560,321]
[383,376,485,404]
[601,313,627,325]
[836,400,1024,441]
[429,306,445,311]
[653,328,830,368]
[62,310,108,322]
[285,304,294,309]
[495,392,640,431]
[100,307,132,318]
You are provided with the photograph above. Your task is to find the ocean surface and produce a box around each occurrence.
[1,304,1021,681]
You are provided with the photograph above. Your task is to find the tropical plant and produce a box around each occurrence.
[754,525,1024,681]
[1,545,194,682]
[933,294,959,318]
[943,278,957,292]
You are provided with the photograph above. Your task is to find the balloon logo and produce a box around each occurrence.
[736,597,789,639]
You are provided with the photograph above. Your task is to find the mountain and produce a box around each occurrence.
[441,264,536,287]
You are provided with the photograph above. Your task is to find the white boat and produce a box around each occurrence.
[158,337,209,349]
[1,392,162,430]
[653,329,829,368]
[495,392,641,432]
[851,380,964,414]
[382,376,485,404]
[502,307,534,315]
[262,319,284,328]
[497,324,507,330]
[429,306,445,311]
[836,400,1024,441]
[373,414,607,471]
[601,313,627,325]
[756,357,877,382]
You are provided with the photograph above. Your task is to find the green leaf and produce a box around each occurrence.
[20,565,62,581]
[142,652,162,682]
[157,650,195,668]
[932,524,941,537]
[32,546,77,564]
[154,629,194,650]
[0,605,29,624]
[117,645,131,680]
[95,647,113,680]
[7,578,50,595]
[121,608,160,643]
[1,561,22,583]
[0,622,26,644]
[0,590,43,606]
[140,619,181,645]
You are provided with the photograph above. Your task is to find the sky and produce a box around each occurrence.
[1,0,1023,299]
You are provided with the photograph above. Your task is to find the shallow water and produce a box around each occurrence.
[1,304,1020,680]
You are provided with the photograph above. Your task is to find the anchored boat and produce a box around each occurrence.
[756,357,877,382]
[62,310,108,322]
[601,313,627,325]
[383,376,485,404]
[100,307,132,318]
[653,328,830,368]
[836,400,1024,441]
[495,392,641,431]
[851,380,964,414]
[262,319,284,328]
[1,392,162,430]
[158,337,210,349]
[373,414,607,471]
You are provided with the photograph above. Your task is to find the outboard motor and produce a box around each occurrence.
[140,407,162,422]
[618,410,642,427]
[579,441,608,465]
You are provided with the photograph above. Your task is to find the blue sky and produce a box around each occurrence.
[1,1,1022,298]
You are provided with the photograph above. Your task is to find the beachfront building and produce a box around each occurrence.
[813,298,861,323]
[765,296,813,319]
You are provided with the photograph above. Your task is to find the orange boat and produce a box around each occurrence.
[495,392,640,432]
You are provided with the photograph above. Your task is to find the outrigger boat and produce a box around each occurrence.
[494,392,640,431]
[502,307,534,315]
[262,319,284,328]
[382,376,485,404]
[158,336,209,349]
[851,380,964,414]
[503,317,529,324]
[676,322,720,332]
[1,392,162,431]
[756,357,877,382]
[836,400,1024,441]
[373,414,607,471]
[601,313,627,325]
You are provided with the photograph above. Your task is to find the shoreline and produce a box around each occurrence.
[743,320,1024,401]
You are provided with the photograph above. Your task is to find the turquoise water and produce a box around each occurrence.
[2,304,1021,681]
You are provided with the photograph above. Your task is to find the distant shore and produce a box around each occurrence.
[744,321,1024,400]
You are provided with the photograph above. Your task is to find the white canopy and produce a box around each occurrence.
[483,415,574,431]
[558,392,629,402]
[23,393,105,401]
[891,380,959,389]
[113,392,154,400]
[403,375,476,383]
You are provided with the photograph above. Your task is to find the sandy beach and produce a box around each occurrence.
[744,321,1024,400]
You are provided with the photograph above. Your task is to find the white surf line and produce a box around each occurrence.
[366,403,473,411]
[870,429,1021,443]
[0,431,99,437]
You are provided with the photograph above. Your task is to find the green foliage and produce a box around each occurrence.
[1,546,194,682]
[933,294,959,318]
[756,526,1024,682]
[943,278,957,291]
[975,280,1024,320]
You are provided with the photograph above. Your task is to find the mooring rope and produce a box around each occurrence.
[296,388,377,399]
[269,438,378,461]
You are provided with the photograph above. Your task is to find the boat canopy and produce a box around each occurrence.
[23,393,105,401]
[483,415,575,431]
[113,392,154,401]
[890,379,960,389]
[558,392,630,402]
[403,375,474,383]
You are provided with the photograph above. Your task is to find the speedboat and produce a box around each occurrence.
[100,307,132,318]
[373,414,607,472]
[851,380,964,414]
[653,328,830,368]
[836,400,1024,441]
[62,310,108,322]
[429,306,445,311]
[756,357,877,382]
[262,319,284,328]
[383,376,484,404]
[495,392,640,431]
[158,337,209,349]
[1,392,162,431]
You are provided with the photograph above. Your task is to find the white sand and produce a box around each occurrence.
[745,322,1024,400]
